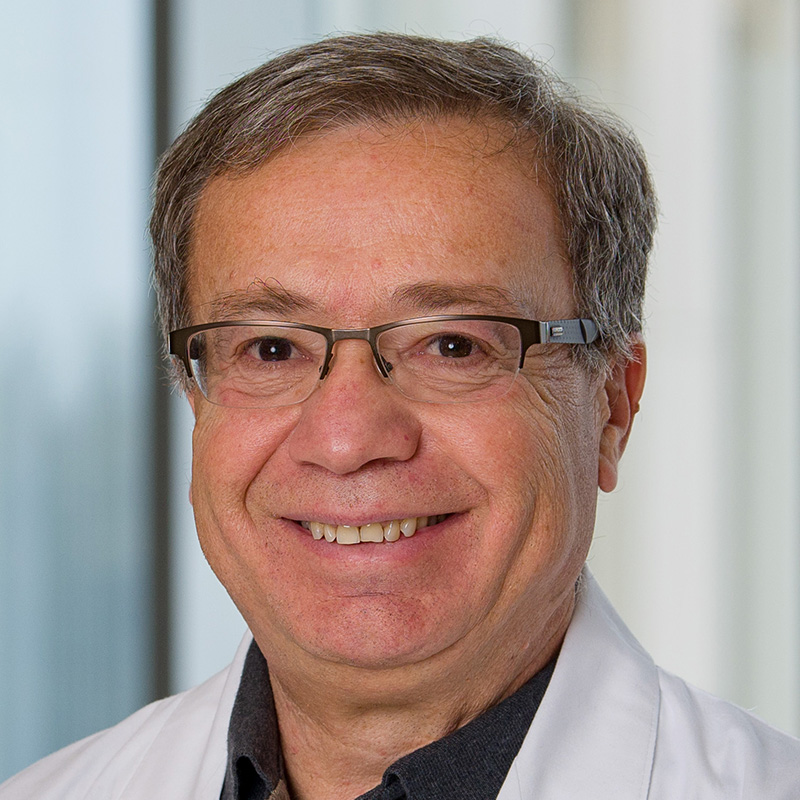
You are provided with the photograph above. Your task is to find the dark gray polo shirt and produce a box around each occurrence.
[220,641,554,800]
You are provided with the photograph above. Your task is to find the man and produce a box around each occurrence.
[2,32,798,800]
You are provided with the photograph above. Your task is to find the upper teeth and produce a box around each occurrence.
[299,515,448,544]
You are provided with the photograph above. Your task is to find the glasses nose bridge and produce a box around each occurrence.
[320,327,388,380]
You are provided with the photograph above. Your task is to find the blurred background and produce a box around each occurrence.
[1,0,798,781]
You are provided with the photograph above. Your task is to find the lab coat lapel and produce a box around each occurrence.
[115,634,252,800]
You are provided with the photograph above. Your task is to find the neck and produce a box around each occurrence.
[260,593,574,800]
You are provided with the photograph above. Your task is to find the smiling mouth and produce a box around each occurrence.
[295,514,451,544]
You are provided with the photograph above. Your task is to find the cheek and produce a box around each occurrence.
[188,408,300,605]
[425,390,566,539]
[484,376,600,542]
[190,406,298,528]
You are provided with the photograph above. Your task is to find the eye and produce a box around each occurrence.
[432,334,477,358]
[248,336,295,362]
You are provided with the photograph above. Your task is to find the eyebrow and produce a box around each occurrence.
[390,282,529,315]
[207,282,319,320]
[204,279,529,321]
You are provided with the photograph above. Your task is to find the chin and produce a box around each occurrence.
[288,595,470,670]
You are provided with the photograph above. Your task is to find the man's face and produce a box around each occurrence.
[186,120,616,675]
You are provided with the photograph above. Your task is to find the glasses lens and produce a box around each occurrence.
[188,324,327,408]
[376,319,522,403]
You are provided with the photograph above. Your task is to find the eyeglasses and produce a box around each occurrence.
[169,315,599,408]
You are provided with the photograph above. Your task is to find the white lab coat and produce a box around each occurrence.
[2,571,798,799]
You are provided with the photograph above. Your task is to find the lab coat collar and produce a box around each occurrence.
[497,569,660,800]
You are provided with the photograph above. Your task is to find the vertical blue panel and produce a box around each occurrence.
[0,0,153,780]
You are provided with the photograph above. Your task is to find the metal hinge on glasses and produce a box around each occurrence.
[539,319,599,344]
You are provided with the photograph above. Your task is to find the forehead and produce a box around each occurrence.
[188,119,572,324]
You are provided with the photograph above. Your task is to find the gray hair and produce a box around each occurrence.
[151,32,656,375]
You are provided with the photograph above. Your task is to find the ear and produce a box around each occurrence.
[597,339,646,493]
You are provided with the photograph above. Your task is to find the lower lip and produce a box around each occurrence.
[284,515,457,563]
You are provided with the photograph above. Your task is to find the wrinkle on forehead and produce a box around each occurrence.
[189,118,572,324]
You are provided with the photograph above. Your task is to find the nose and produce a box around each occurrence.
[285,340,422,474]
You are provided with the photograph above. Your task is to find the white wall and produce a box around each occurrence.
[585,0,800,735]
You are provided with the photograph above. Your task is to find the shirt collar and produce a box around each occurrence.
[359,661,554,800]
[222,641,554,800]
[221,642,282,800]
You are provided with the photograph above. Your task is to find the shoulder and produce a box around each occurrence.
[650,667,800,798]
[0,635,251,800]
[0,691,205,799]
